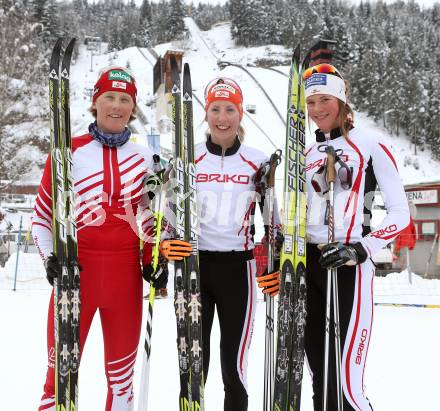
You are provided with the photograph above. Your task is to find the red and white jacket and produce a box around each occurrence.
[305,127,410,258]
[195,137,276,252]
[32,133,155,262]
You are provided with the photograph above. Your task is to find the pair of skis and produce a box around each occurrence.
[49,38,80,411]
[271,44,308,411]
[269,39,337,411]
[170,56,204,411]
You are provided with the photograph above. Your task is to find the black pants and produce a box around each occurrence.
[305,244,374,411]
[199,250,255,411]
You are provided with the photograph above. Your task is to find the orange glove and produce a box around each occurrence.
[160,239,192,261]
[257,270,280,297]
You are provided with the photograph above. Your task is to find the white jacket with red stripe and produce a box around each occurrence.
[305,127,410,258]
[195,137,270,252]
[32,133,155,262]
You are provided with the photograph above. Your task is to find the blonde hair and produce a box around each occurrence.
[338,100,354,139]
[338,80,354,139]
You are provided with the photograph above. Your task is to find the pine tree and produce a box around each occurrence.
[140,0,152,23]
[0,0,48,185]
[229,0,246,44]
[30,0,60,44]
[154,0,171,44]
[168,0,185,40]
[263,0,283,44]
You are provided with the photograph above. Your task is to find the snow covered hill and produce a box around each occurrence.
[67,18,440,187]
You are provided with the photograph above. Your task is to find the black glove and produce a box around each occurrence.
[143,257,168,289]
[275,231,284,255]
[319,242,368,269]
[44,253,82,286]
[45,253,61,286]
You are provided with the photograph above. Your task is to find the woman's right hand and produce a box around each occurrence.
[44,253,81,286]
[160,239,192,261]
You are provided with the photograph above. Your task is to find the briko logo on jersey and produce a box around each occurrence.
[196,173,250,184]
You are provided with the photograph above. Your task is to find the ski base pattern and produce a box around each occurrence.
[49,38,81,411]
[171,56,205,411]
[273,44,307,411]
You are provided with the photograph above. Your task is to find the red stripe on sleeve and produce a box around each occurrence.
[345,139,364,244]
[379,143,398,171]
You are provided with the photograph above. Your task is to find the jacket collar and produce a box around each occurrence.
[206,135,241,156]
[315,127,343,142]
[315,126,354,142]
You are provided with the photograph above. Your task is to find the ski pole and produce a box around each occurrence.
[322,145,343,411]
[138,155,172,411]
[13,216,23,291]
[424,234,439,278]
[261,149,282,411]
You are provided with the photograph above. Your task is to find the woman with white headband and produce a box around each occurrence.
[187,77,282,410]
[303,63,410,410]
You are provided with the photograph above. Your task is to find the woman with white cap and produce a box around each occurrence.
[303,63,410,410]
[192,77,281,410]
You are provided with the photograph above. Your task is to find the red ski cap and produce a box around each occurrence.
[92,67,137,104]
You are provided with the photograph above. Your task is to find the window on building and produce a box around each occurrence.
[421,221,436,236]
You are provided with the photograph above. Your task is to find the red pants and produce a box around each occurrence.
[38,251,143,411]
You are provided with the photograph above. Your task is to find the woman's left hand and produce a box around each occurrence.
[318,241,367,269]
[257,270,280,297]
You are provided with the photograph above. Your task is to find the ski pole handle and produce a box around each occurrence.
[267,149,282,189]
[325,145,337,185]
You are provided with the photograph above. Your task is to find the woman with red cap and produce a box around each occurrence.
[303,63,409,410]
[32,66,174,410]
[191,77,281,410]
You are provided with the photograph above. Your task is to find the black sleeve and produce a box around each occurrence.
[362,157,377,237]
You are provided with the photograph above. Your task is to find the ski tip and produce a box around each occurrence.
[184,62,190,75]
[292,44,300,62]
[52,38,63,54]
[66,38,77,52]
[50,38,63,71]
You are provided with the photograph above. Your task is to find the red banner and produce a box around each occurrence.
[253,243,268,277]
[394,217,417,253]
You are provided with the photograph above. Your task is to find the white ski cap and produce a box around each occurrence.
[304,71,347,104]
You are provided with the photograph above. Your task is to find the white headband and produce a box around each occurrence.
[304,73,346,103]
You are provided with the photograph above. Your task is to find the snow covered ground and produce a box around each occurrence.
[1,253,440,410]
